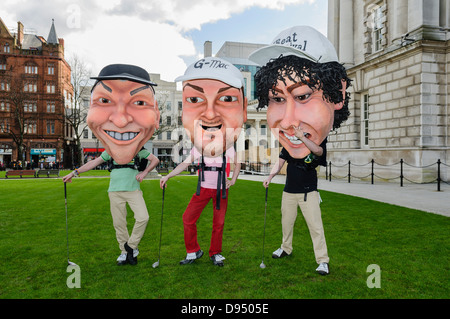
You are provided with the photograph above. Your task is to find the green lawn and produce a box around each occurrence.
[0,176,448,299]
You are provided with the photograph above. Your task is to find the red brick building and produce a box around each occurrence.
[0,17,73,169]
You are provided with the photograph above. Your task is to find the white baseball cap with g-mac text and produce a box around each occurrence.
[175,57,245,89]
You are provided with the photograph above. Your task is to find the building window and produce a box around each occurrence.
[167,131,171,140]
[167,116,171,125]
[0,101,10,111]
[47,121,55,134]
[47,83,56,94]
[178,116,182,125]
[24,101,37,113]
[178,101,182,110]
[372,6,383,52]
[0,63,6,70]
[3,43,10,53]
[25,120,37,134]
[83,129,88,139]
[0,119,10,133]
[261,124,266,135]
[25,64,38,74]
[48,64,55,75]
[1,81,10,91]
[362,93,369,147]
[24,82,37,93]
[47,102,55,113]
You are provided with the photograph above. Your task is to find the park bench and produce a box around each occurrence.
[37,169,60,178]
[157,167,169,174]
[5,170,36,178]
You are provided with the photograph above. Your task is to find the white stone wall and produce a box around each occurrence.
[326,0,450,182]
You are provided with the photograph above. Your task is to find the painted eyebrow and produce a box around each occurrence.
[217,86,236,93]
[183,83,204,93]
[286,82,304,93]
[270,82,311,94]
[100,81,112,93]
[130,85,151,96]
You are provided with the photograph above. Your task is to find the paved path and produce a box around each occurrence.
[238,174,450,217]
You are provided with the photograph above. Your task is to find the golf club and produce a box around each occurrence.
[65,182,77,266]
[260,186,268,269]
[152,185,165,268]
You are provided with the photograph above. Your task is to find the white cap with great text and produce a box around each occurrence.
[248,25,339,66]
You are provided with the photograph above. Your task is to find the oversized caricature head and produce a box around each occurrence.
[175,57,247,157]
[87,64,160,164]
[250,26,351,159]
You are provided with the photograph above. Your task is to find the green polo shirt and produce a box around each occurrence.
[101,149,151,192]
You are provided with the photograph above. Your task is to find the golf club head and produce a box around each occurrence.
[260,262,266,269]
[152,260,160,268]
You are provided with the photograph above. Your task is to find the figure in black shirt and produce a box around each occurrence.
[251,26,351,275]
[263,133,329,275]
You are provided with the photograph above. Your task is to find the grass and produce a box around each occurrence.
[0,175,448,300]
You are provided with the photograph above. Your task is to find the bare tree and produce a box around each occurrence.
[153,91,177,139]
[4,76,34,163]
[63,54,91,166]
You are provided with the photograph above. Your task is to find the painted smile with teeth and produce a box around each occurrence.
[105,130,139,141]
[282,131,311,145]
[200,123,222,132]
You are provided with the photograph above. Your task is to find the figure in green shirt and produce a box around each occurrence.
[63,64,160,266]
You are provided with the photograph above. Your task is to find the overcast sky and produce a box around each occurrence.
[0,0,328,82]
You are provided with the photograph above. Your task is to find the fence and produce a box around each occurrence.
[326,159,449,191]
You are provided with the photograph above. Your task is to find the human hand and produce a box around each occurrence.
[263,176,272,188]
[62,173,74,183]
[160,176,168,189]
[136,171,147,183]
[293,125,306,140]
[226,179,235,189]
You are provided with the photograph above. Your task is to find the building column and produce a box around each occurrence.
[339,0,354,66]
[408,0,440,31]
[392,0,408,42]
[327,0,340,50]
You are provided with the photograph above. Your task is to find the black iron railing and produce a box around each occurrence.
[326,159,449,191]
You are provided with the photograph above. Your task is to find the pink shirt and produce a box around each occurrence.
[191,146,235,189]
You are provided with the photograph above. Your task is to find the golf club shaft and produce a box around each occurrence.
[64,182,70,263]
[261,187,268,263]
[157,186,165,261]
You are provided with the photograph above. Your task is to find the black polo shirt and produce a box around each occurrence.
[280,138,327,194]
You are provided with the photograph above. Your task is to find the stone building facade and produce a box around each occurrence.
[327,0,449,182]
[0,18,73,168]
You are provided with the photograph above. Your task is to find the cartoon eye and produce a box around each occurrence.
[269,96,285,103]
[186,97,204,103]
[134,100,147,106]
[99,98,110,104]
[219,96,238,102]
[296,94,311,101]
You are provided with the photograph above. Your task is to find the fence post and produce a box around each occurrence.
[348,160,351,183]
[437,159,441,192]
[371,159,374,185]
[329,161,332,182]
[400,159,403,187]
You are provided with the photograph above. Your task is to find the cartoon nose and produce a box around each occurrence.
[279,98,300,132]
[203,100,218,120]
[109,104,133,127]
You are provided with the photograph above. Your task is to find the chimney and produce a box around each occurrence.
[17,21,24,45]
[204,41,212,57]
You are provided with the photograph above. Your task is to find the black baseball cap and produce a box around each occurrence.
[91,64,157,91]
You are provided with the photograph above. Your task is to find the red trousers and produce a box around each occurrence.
[183,187,228,257]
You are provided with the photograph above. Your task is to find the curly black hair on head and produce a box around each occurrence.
[254,55,351,130]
